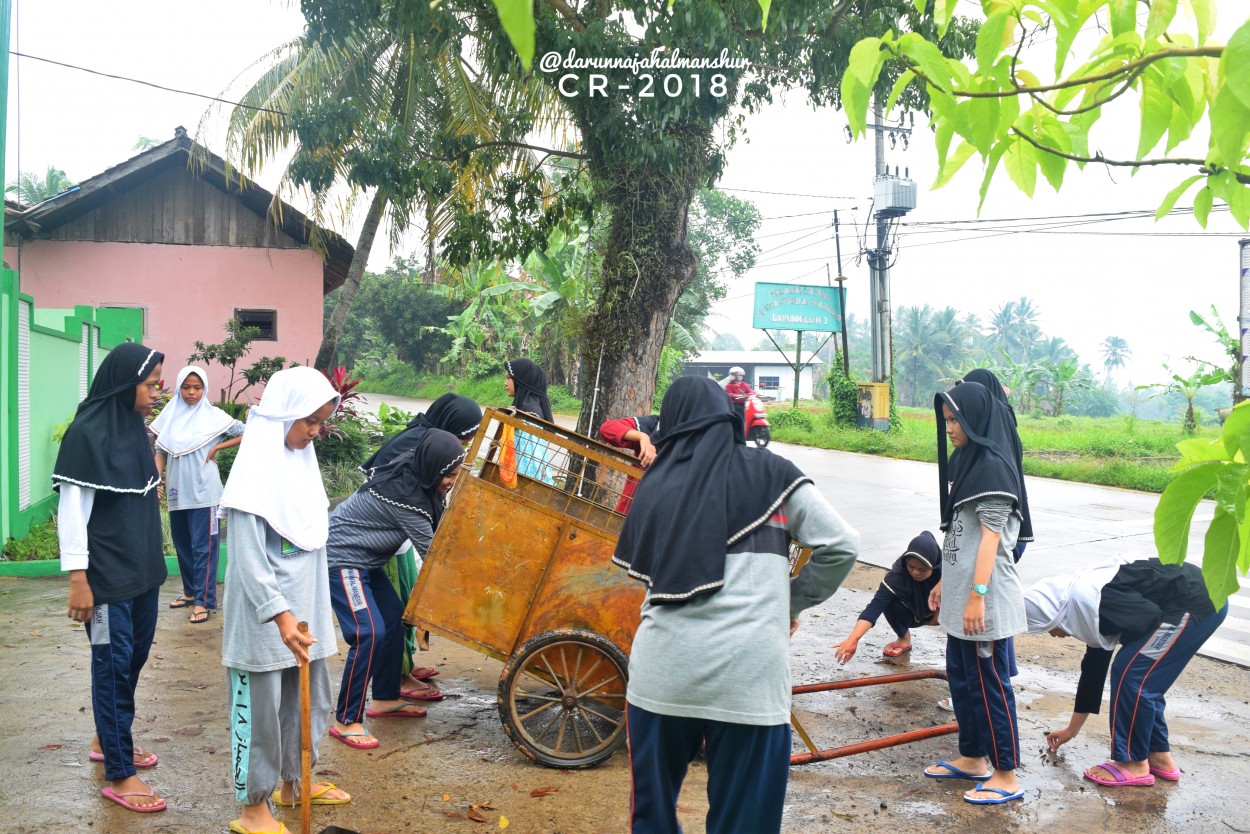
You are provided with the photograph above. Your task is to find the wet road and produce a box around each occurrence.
[363,393,1249,667]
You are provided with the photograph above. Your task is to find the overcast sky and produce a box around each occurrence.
[8,0,1248,386]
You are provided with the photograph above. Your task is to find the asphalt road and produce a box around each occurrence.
[360,392,1249,668]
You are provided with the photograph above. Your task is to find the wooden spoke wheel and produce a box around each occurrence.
[498,628,629,769]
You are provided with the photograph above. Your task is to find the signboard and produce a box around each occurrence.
[752,283,843,332]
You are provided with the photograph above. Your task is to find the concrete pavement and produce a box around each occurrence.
[358,392,1249,667]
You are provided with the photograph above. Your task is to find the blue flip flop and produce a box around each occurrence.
[925,761,992,780]
[964,782,1025,805]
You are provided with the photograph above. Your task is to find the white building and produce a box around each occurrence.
[684,350,826,401]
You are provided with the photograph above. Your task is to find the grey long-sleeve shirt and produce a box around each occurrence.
[221,510,338,673]
[626,483,859,726]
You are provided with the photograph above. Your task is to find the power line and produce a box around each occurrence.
[10,50,288,115]
[720,186,858,200]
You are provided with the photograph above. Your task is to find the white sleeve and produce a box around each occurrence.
[58,484,95,572]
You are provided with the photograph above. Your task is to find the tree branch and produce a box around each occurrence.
[544,0,586,31]
[899,44,1222,99]
[1009,128,1250,184]
[467,140,588,159]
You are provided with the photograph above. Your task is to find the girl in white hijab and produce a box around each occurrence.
[151,365,244,623]
[218,366,352,834]
[1025,557,1225,788]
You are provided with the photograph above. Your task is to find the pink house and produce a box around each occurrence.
[4,127,354,401]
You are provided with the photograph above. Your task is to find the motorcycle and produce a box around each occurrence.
[743,394,770,447]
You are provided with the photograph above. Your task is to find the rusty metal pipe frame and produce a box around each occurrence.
[789,669,959,766]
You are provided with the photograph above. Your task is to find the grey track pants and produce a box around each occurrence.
[228,661,333,806]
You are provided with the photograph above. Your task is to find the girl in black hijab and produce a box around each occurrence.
[614,376,859,833]
[505,357,554,421]
[54,341,169,812]
[924,381,1028,805]
[834,531,941,661]
[959,368,1032,557]
[327,429,466,748]
[504,358,556,483]
[360,393,482,473]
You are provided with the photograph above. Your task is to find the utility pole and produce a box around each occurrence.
[863,93,915,386]
[831,214,849,377]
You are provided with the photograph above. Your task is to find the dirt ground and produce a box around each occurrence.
[2,564,1248,834]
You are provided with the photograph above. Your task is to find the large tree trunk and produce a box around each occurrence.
[315,188,389,370]
[574,147,707,434]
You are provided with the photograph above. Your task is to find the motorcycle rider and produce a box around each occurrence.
[724,367,755,426]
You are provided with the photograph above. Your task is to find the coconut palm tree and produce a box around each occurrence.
[1100,336,1131,383]
[6,166,74,206]
[213,29,567,369]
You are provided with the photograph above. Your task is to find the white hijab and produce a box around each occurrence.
[1024,558,1129,650]
[150,366,236,456]
[220,366,340,551]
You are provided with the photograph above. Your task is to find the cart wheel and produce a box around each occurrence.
[498,628,629,769]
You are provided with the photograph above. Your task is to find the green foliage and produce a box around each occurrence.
[215,445,239,485]
[845,0,1250,227]
[188,317,290,403]
[321,461,366,498]
[6,165,74,205]
[827,357,860,429]
[1137,362,1227,434]
[315,413,374,471]
[654,344,686,406]
[771,407,816,432]
[2,517,61,562]
[376,401,417,438]
[1154,400,1250,607]
[355,355,424,397]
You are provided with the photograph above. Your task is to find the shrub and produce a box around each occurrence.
[771,408,815,432]
[316,413,374,471]
[826,357,859,428]
[2,517,60,562]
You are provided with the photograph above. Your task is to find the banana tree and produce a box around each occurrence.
[1138,363,1228,434]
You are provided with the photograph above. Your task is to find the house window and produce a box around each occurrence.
[758,376,780,391]
[235,309,277,341]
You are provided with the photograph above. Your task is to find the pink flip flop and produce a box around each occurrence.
[1149,765,1181,782]
[101,785,167,813]
[1084,761,1155,787]
[366,703,427,719]
[412,666,440,680]
[400,685,445,702]
[329,725,380,750]
[90,748,159,768]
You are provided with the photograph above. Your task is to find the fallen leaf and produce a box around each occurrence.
[510,783,519,791]
[530,786,559,798]
[40,744,63,750]
[499,816,510,829]
[444,811,465,819]
[467,806,489,823]
[443,793,451,802]
[474,802,495,810]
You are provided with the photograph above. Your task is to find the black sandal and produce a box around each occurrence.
[188,608,210,624]
[169,596,194,609]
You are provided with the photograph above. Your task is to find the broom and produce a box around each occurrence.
[298,622,361,834]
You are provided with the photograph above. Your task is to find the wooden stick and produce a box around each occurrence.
[298,621,311,834]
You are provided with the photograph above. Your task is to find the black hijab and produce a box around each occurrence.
[506,358,554,422]
[961,368,1016,425]
[52,341,164,494]
[881,531,942,617]
[613,376,810,604]
[936,382,1032,542]
[361,393,482,472]
[959,368,1033,549]
[361,428,466,527]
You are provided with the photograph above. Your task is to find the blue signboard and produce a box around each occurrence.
[751,283,843,332]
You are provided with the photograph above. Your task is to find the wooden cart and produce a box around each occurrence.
[403,407,647,769]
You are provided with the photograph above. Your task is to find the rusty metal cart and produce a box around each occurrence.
[403,407,647,769]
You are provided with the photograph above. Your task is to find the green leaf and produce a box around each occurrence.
[933,140,977,189]
[1201,507,1240,608]
[978,139,1008,211]
[491,0,536,71]
[1003,138,1038,197]
[886,69,917,113]
[1193,185,1213,226]
[897,34,953,93]
[1155,461,1222,562]
[758,0,772,31]
[933,0,957,38]
[842,38,884,136]
[1036,143,1066,191]
[1209,84,1250,169]
[1176,436,1231,465]
[1191,0,1216,44]
[1145,0,1178,40]
[1109,0,1137,37]
[1222,19,1250,111]
[1155,174,1204,220]
[968,97,1001,156]
[1137,67,1173,159]
[976,10,1012,76]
